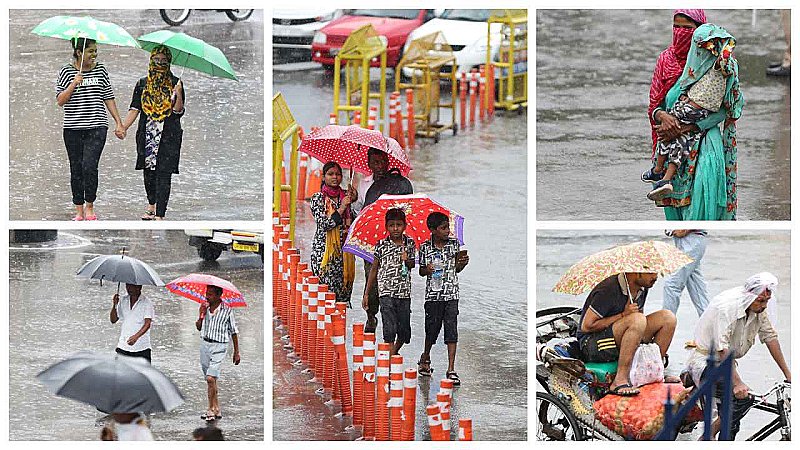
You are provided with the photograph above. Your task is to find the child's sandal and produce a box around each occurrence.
[417,359,432,377]
[446,371,461,386]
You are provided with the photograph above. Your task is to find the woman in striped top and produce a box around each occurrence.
[56,38,125,221]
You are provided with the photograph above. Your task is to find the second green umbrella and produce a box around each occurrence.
[137,30,238,81]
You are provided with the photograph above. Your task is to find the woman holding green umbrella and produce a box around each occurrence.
[56,37,125,221]
[119,45,186,220]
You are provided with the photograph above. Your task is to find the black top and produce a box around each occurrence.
[364,169,413,207]
[576,274,648,341]
[129,75,185,174]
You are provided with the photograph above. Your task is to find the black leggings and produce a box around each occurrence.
[143,169,173,217]
[63,127,107,205]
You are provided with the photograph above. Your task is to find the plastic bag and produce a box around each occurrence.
[630,343,664,387]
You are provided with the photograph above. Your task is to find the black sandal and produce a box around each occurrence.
[417,359,432,377]
[608,383,640,396]
[446,371,461,386]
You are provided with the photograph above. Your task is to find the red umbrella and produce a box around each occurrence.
[343,194,465,263]
[297,125,412,176]
[166,273,246,308]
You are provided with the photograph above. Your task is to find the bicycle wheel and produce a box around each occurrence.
[225,9,254,21]
[537,391,584,441]
[536,305,581,345]
[160,9,191,26]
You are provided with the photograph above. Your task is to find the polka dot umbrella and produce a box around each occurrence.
[166,273,246,308]
[343,194,465,263]
[297,125,412,177]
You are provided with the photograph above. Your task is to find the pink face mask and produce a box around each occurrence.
[672,26,694,59]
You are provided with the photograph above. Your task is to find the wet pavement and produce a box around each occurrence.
[9,9,264,220]
[273,57,528,440]
[537,230,791,440]
[536,10,790,220]
[8,230,264,440]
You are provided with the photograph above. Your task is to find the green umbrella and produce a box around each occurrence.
[32,15,140,69]
[137,30,238,81]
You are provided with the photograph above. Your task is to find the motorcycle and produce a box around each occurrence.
[159,9,254,26]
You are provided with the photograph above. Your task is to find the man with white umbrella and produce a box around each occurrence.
[110,284,154,363]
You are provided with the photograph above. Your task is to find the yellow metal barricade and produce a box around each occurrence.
[396,32,457,142]
[332,24,387,131]
[487,9,528,111]
[272,92,299,241]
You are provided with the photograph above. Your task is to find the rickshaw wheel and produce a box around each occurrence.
[537,391,584,441]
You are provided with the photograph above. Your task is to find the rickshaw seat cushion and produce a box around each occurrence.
[584,361,618,381]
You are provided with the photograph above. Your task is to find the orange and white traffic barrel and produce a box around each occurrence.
[426,404,445,441]
[367,105,378,131]
[437,391,451,440]
[458,418,473,441]
[402,368,417,441]
[376,342,391,441]
[352,322,365,428]
[389,355,404,440]
[362,333,377,440]
[405,89,415,149]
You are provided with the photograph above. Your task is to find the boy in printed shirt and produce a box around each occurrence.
[418,212,469,385]
[363,208,416,355]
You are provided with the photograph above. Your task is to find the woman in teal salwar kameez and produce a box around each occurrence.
[650,23,745,220]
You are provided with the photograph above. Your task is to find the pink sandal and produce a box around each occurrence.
[72,215,84,221]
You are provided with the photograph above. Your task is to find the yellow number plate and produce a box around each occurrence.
[232,242,259,252]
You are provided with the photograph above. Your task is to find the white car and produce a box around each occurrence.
[273,9,341,51]
[402,9,502,78]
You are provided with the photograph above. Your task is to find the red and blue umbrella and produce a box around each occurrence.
[166,273,246,308]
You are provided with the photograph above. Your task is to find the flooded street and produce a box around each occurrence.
[9,230,264,440]
[9,10,264,220]
[537,230,791,440]
[536,10,790,220]
[273,56,528,440]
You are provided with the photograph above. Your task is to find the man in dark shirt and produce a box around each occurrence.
[356,148,413,333]
[577,272,677,396]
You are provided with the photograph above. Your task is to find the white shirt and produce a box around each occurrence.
[116,294,155,352]
[352,173,374,216]
[114,420,154,441]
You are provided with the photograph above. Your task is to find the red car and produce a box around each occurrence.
[311,9,436,68]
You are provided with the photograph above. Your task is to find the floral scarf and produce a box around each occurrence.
[320,184,355,292]
[141,46,174,122]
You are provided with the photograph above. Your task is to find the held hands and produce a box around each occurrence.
[72,72,84,87]
[114,124,126,140]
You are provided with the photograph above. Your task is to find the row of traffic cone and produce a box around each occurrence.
[273,212,473,440]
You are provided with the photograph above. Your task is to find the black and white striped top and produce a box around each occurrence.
[201,303,239,343]
[56,63,115,130]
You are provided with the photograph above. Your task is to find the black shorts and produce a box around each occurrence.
[115,347,152,364]
[579,327,618,362]
[379,296,411,344]
[424,300,459,344]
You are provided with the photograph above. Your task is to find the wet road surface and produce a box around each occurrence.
[9,9,264,220]
[273,58,528,440]
[9,230,264,440]
[536,10,790,220]
[537,230,791,440]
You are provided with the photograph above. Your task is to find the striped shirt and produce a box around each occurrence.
[56,63,115,129]
[201,303,238,343]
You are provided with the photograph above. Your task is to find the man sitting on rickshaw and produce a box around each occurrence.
[576,272,677,396]
[684,272,791,439]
